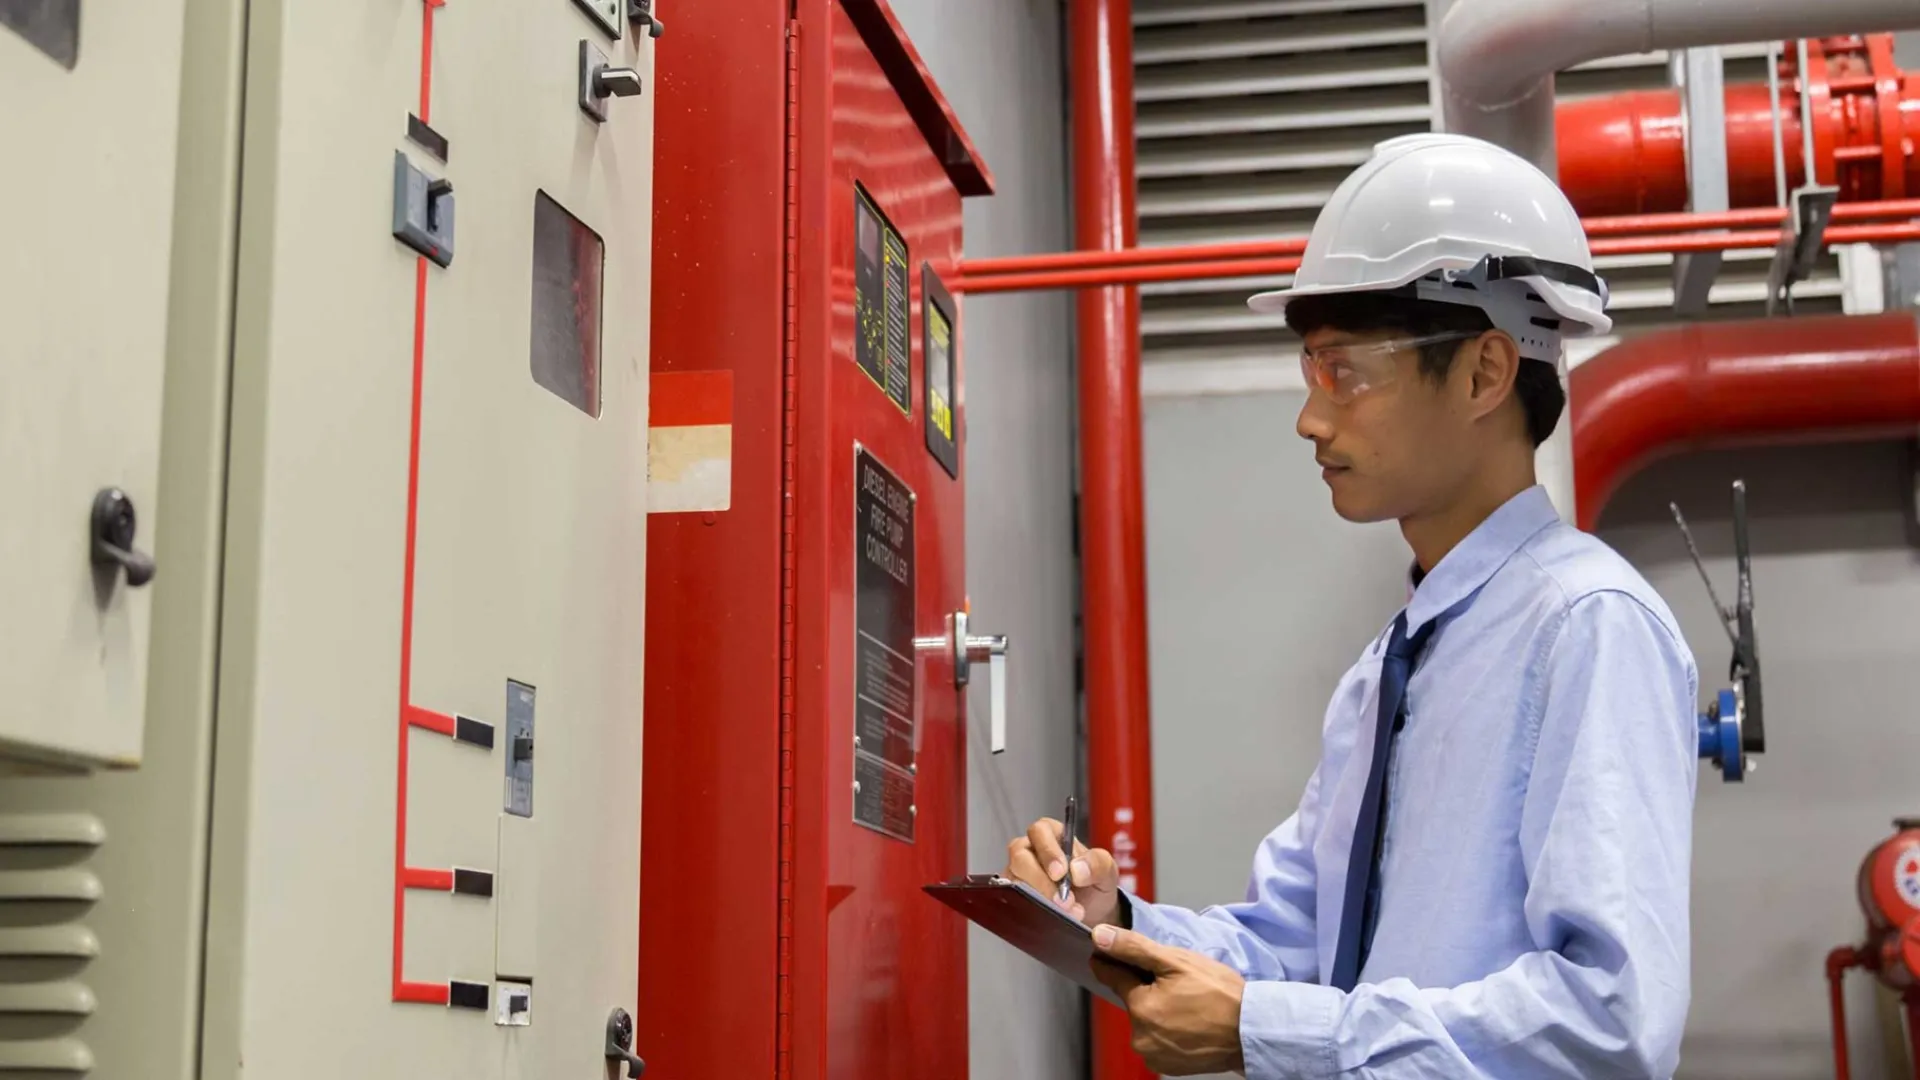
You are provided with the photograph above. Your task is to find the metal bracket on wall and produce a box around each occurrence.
[1766,184,1839,315]
[1672,47,1728,318]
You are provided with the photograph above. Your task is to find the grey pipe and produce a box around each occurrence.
[1436,0,1920,173]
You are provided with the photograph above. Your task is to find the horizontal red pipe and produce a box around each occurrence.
[1569,311,1920,531]
[960,199,1920,279]
[956,222,1920,293]
[1559,36,1920,216]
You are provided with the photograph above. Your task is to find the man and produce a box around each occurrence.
[1005,133,1700,1078]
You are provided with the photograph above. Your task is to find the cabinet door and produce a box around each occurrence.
[209,1,654,1075]
[0,0,189,767]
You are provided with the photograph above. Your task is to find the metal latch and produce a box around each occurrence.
[391,151,454,268]
[579,40,643,124]
[921,611,1011,754]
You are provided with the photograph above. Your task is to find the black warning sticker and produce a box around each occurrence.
[854,185,912,416]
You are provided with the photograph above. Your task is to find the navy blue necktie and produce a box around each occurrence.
[1329,611,1432,992]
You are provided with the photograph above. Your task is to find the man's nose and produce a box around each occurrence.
[1297,390,1334,444]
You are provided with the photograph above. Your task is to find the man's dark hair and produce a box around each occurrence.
[1284,291,1565,447]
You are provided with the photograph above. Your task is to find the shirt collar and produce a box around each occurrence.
[1403,485,1561,634]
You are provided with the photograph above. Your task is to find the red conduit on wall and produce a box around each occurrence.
[1068,1,1158,1078]
[1569,311,1920,531]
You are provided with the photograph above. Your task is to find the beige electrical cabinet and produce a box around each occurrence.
[0,0,655,1076]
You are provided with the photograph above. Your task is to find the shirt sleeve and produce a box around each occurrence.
[1236,590,1699,1080]
[1119,761,1327,983]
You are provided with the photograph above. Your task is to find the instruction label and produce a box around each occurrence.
[852,445,916,842]
[854,186,912,416]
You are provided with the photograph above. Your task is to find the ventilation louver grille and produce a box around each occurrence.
[1132,0,1846,394]
[0,814,104,1077]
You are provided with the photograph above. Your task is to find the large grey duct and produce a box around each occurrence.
[1436,0,1920,171]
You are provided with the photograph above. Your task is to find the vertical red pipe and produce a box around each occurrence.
[1069,1,1157,1077]
[1827,946,1861,1080]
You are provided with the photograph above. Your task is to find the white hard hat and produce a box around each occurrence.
[1248,133,1611,369]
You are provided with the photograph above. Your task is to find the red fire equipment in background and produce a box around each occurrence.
[638,2,993,1078]
[1825,820,1920,1080]
[1558,34,1920,216]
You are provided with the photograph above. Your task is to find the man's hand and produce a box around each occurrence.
[1090,925,1248,1077]
[1003,818,1122,926]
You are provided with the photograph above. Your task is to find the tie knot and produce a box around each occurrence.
[1385,613,1432,662]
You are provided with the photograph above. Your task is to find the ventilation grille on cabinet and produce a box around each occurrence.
[0,814,104,1077]
[1132,0,1846,393]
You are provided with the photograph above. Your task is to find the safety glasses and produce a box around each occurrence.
[1298,331,1480,405]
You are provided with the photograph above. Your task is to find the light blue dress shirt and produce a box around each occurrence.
[1125,485,1700,1079]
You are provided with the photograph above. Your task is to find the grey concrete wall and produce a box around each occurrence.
[886,3,1083,1078]
[1144,390,1917,1080]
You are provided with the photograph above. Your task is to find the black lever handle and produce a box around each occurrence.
[91,488,155,588]
[605,1007,647,1078]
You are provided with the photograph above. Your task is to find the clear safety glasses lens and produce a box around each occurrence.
[1297,331,1479,404]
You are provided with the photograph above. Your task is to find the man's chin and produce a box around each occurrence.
[1325,479,1391,524]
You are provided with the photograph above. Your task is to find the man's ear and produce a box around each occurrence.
[1462,330,1521,421]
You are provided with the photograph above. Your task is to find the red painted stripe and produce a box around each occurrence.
[651,370,734,428]
[394,0,438,1002]
[402,867,454,891]
[394,253,432,1004]
[418,1,437,123]
[405,705,456,736]
[395,980,451,1006]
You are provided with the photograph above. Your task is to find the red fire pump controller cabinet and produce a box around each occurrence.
[638,2,994,1078]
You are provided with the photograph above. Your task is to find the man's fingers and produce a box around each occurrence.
[1026,818,1069,880]
[1072,847,1117,891]
[1004,841,1052,892]
[1092,925,1177,975]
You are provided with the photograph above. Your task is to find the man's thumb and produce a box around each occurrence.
[1092,925,1166,971]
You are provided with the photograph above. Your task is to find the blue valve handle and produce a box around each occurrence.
[1697,687,1743,782]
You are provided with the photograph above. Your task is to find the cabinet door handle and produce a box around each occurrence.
[605,1007,647,1078]
[91,488,155,588]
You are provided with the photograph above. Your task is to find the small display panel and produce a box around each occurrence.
[529,190,604,418]
[922,265,959,477]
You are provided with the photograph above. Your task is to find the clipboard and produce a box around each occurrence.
[923,875,1153,1008]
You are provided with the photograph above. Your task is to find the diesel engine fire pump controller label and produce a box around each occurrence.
[854,185,912,416]
[852,445,917,842]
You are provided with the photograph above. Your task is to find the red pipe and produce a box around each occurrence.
[955,202,1920,288]
[1558,34,1920,217]
[1906,991,1920,1079]
[1829,946,1864,1080]
[1068,0,1157,1077]
[1569,311,1920,531]
[956,222,1920,294]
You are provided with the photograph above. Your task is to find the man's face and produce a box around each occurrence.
[1294,327,1477,523]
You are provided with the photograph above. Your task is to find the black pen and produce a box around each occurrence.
[1057,796,1077,904]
